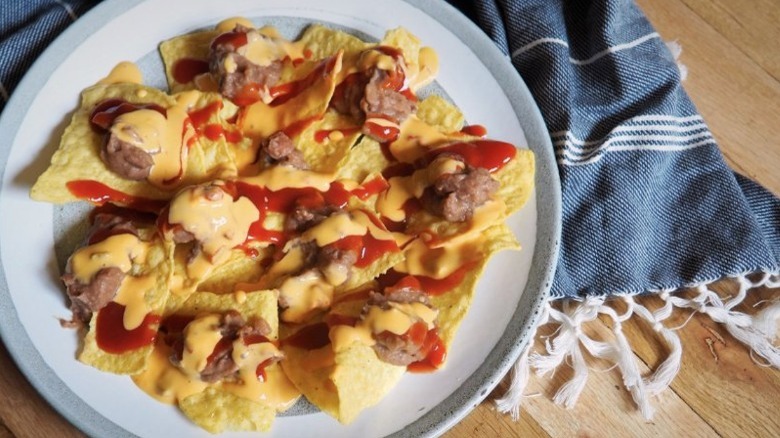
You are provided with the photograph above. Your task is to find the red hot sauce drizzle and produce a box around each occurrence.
[417,140,517,173]
[459,124,487,137]
[187,101,243,143]
[172,58,210,84]
[233,177,391,247]
[95,302,160,354]
[89,99,167,133]
[66,180,167,213]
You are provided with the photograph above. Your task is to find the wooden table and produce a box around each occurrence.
[1,0,778,436]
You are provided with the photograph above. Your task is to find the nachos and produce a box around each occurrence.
[32,18,535,433]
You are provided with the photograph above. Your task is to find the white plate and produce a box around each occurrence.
[0,0,560,436]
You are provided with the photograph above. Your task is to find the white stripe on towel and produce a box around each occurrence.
[553,123,708,147]
[558,138,717,166]
[52,0,78,21]
[550,115,704,139]
[512,32,660,65]
[556,132,714,158]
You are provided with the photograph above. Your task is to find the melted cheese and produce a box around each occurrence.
[132,339,299,411]
[132,341,208,404]
[222,363,301,410]
[242,166,334,192]
[239,50,342,145]
[376,157,463,222]
[301,212,368,247]
[215,16,255,33]
[389,116,451,163]
[395,235,484,279]
[110,109,166,154]
[106,90,200,188]
[233,290,248,304]
[69,233,157,330]
[180,314,224,378]
[114,274,156,330]
[329,325,375,353]
[69,233,147,283]
[278,270,334,323]
[168,182,260,261]
[408,47,439,91]
[98,61,143,85]
[330,300,438,353]
[266,243,308,281]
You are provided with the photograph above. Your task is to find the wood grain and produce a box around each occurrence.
[0,0,778,437]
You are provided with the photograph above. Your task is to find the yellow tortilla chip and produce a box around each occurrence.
[335,136,393,182]
[381,27,420,65]
[195,246,272,294]
[159,30,220,92]
[404,147,534,245]
[496,149,535,214]
[31,84,175,203]
[236,51,343,174]
[78,235,171,374]
[281,341,404,424]
[405,199,508,247]
[294,110,362,174]
[30,84,240,205]
[298,25,371,60]
[174,289,279,343]
[180,386,275,434]
[428,224,519,349]
[138,290,291,433]
[415,95,465,133]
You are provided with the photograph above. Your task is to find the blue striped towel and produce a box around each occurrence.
[2,0,779,421]
[448,0,780,419]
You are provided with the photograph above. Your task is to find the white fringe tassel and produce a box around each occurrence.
[665,40,688,81]
[495,271,779,420]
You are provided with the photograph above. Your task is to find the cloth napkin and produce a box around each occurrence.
[3,0,779,423]
[448,0,780,419]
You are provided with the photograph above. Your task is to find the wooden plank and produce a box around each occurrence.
[636,0,780,194]
[448,322,718,437]
[446,395,550,438]
[0,423,14,438]
[680,0,780,82]
[0,344,83,438]
[627,285,780,438]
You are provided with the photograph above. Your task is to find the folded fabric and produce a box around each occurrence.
[448,0,780,419]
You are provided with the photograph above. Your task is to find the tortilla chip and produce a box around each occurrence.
[429,224,519,349]
[405,199,507,247]
[415,95,465,133]
[195,246,272,294]
[174,289,279,342]
[495,149,535,215]
[294,110,362,174]
[138,290,292,432]
[404,147,534,245]
[30,84,176,203]
[335,136,392,182]
[281,341,404,424]
[298,25,371,60]
[381,28,420,65]
[180,386,275,433]
[159,30,220,93]
[236,52,343,174]
[30,85,240,205]
[78,236,171,374]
